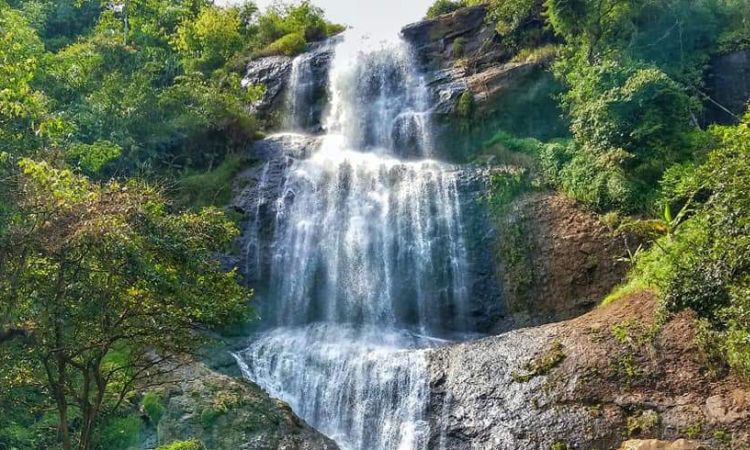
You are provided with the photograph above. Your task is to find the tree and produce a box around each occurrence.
[545,0,638,60]
[174,5,243,73]
[0,4,62,156]
[0,160,250,450]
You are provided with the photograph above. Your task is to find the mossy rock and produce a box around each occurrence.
[156,363,338,450]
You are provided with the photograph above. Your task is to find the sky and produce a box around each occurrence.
[216,0,434,37]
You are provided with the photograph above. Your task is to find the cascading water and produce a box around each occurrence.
[235,32,478,450]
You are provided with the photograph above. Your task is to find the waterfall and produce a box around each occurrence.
[235,32,476,450]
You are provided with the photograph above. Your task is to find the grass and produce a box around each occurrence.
[511,44,561,64]
[254,32,307,58]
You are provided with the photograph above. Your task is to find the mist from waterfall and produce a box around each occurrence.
[236,31,474,450]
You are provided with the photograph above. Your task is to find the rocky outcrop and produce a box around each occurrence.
[243,42,335,130]
[402,6,509,72]
[157,362,338,450]
[427,292,750,449]
[704,50,750,125]
[243,56,293,117]
[492,192,631,330]
[401,6,567,160]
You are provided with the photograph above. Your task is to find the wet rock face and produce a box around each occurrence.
[231,135,505,334]
[426,293,750,449]
[401,7,566,161]
[231,134,323,288]
[242,42,335,131]
[157,362,339,450]
[283,41,336,132]
[491,192,632,330]
[704,50,750,125]
[243,56,293,117]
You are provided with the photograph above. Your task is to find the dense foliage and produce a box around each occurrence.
[432,0,750,380]
[0,160,250,450]
[0,0,340,448]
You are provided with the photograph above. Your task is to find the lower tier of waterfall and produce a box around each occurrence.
[234,324,442,450]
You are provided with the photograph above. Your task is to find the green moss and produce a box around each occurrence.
[512,340,566,383]
[626,410,660,436]
[200,408,225,428]
[452,37,467,57]
[497,221,535,309]
[683,421,703,439]
[457,89,475,118]
[487,169,530,213]
[157,440,204,450]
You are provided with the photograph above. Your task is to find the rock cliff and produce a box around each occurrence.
[427,292,750,449]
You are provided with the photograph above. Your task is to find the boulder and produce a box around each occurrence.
[157,362,338,450]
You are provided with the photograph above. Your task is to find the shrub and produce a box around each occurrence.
[177,153,246,208]
[255,32,307,58]
[157,440,204,450]
[426,0,467,19]
[142,393,165,425]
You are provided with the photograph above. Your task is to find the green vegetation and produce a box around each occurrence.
[426,0,467,18]
[432,0,750,383]
[177,153,248,208]
[0,0,345,448]
[626,410,660,436]
[511,340,566,382]
[428,0,750,400]
[157,441,204,450]
[0,161,250,449]
[142,393,166,425]
[96,416,141,450]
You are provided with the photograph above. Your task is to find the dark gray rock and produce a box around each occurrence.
[232,134,324,287]
[704,50,750,125]
[284,40,336,132]
[243,56,293,116]
[242,41,336,131]
[401,6,501,72]
[426,324,619,450]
